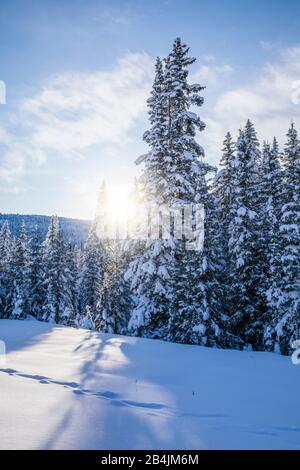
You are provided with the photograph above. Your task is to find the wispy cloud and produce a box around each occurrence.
[0,127,26,186]
[0,52,153,190]
[191,62,233,85]
[22,52,153,154]
[260,40,278,52]
[202,44,300,162]
[2,44,300,193]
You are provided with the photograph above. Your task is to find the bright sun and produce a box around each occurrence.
[106,184,135,223]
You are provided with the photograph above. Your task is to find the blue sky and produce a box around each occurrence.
[1,0,300,218]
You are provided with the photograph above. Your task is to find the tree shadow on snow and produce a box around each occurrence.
[62,333,205,449]
[0,319,58,354]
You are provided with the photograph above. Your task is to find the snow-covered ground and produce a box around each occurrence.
[0,319,299,450]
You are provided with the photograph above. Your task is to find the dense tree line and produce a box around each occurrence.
[0,38,299,355]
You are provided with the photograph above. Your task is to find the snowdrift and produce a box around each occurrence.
[0,319,299,450]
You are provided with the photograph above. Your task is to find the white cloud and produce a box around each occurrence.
[191,63,233,85]
[22,52,153,156]
[0,52,153,188]
[2,44,300,193]
[0,128,27,186]
[202,45,300,163]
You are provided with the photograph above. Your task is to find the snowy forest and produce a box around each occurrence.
[0,38,299,356]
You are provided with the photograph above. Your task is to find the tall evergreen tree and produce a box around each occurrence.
[128,38,222,343]
[271,124,300,354]
[258,140,283,350]
[168,169,226,346]
[28,224,45,319]
[0,221,12,318]
[163,37,206,204]
[228,121,264,349]
[10,221,30,319]
[79,225,107,324]
[42,216,76,324]
[95,241,131,334]
[215,132,236,232]
[165,38,227,346]
[65,243,80,326]
[213,133,237,335]
[127,56,176,338]
[79,183,108,324]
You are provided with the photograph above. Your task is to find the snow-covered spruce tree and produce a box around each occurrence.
[10,221,31,320]
[78,225,107,328]
[65,243,80,327]
[227,120,265,350]
[128,39,224,344]
[258,140,283,351]
[271,124,300,354]
[0,221,13,318]
[207,190,243,348]
[127,56,176,339]
[28,224,45,319]
[162,38,206,204]
[94,241,132,334]
[168,166,227,347]
[215,132,236,232]
[78,183,108,326]
[213,133,238,336]
[165,39,227,346]
[42,216,77,325]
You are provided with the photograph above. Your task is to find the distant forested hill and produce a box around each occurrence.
[0,213,91,247]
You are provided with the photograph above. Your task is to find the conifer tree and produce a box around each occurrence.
[79,183,108,323]
[42,216,76,324]
[168,178,219,346]
[165,39,225,346]
[258,140,283,350]
[0,221,12,318]
[128,38,219,342]
[215,132,236,232]
[95,241,131,334]
[65,243,79,326]
[127,56,176,338]
[213,133,237,334]
[228,121,264,349]
[28,224,45,319]
[271,124,300,354]
[11,221,30,319]
[79,225,107,323]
